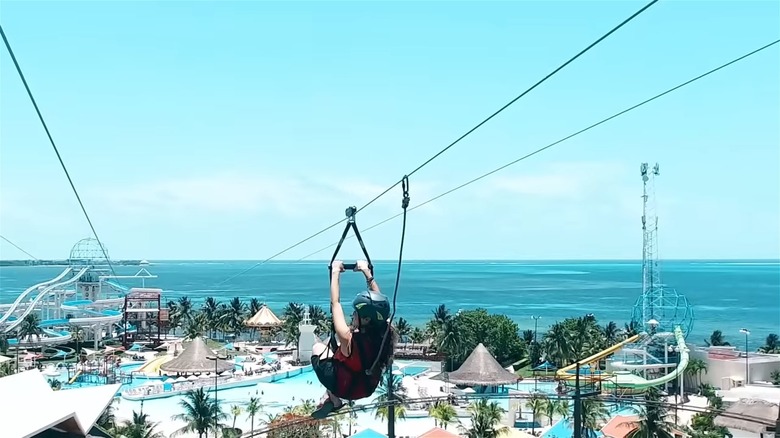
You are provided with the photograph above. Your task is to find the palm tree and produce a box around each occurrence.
[48,378,62,390]
[526,394,547,434]
[225,297,247,339]
[554,399,570,422]
[97,398,118,432]
[166,300,181,335]
[176,297,194,326]
[69,324,85,355]
[374,373,407,421]
[438,318,463,371]
[308,305,330,335]
[685,358,707,393]
[429,401,457,430]
[281,302,305,350]
[184,314,207,340]
[624,387,676,438]
[543,322,572,367]
[245,396,262,436]
[230,405,242,430]
[171,387,227,438]
[18,314,43,344]
[116,411,165,438]
[409,327,426,346]
[426,304,451,342]
[461,398,508,437]
[624,321,640,339]
[0,361,14,377]
[758,333,779,353]
[395,317,411,342]
[542,397,561,426]
[201,298,220,339]
[704,330,730,347]
[603,321,620,345]
[581,399,609,437]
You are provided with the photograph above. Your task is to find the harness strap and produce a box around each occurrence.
[328,206,374,353]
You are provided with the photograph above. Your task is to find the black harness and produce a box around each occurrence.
[327,206,379,389]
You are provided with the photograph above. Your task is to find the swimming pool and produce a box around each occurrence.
[400,365,429,376]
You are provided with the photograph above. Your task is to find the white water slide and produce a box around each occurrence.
[0,267,73,325]
[1,267,90,334]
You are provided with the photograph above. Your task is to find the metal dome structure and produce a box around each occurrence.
[68,237,111,266]
[631,286,695,336]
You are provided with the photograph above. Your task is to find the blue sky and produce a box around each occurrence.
[1,1,778,261]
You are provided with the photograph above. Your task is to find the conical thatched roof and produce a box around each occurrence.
[446,343,519,386]
[160,337,232,374]
[714,398,778,434]
[245,305,282,327]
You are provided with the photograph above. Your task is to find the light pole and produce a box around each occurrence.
[531,315,542,392]
[740,328,750,385]
[207,354,226,435]
[668,345,680,424]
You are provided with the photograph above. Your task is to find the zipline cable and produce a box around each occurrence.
[0,235,39,260]
[0,25,116,276]
[296,39,780,262]
[217,0,659,284]
[244,390,775,436]
[356,0,659,212]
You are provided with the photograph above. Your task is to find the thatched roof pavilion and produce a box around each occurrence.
[714,398,779,435]
[245,305,282,328]
[445,343,520,386]
[160,336,232,375]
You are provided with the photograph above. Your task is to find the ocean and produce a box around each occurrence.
[1,260,778,350]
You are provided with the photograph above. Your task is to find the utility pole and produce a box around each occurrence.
[387,365,396,438]
[573,361,582,438]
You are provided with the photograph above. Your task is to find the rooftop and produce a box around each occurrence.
[444,343,520,386]
[0,369,120,437]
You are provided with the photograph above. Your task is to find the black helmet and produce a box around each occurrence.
[352,290,391,322]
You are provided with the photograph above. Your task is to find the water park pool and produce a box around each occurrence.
[398,364,429,376]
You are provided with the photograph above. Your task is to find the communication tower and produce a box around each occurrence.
[630,163,694,336]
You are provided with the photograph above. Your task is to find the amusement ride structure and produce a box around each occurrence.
[555,163,695,397]
[0,238,163,350]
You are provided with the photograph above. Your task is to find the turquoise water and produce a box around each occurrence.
[2,261,778,348]
[58,362,161,391]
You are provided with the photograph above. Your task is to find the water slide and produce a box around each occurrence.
[0,267,73,325]
[1,267,90,334]
[556,334,642,380]
[601,326,689,393]
[68,370,82,384]
[137,355,172,375]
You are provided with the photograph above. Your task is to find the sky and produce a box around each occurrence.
[0,1,778,261]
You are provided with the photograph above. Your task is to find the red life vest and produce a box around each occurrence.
[331,332,382,400]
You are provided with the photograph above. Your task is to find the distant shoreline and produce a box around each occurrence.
[1,258,777,267]
[0,260,145,267]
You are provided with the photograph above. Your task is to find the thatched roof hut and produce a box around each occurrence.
[245,305,282,328]
[445,343,520,386]
[714,398,779,435]
[160,337,232,375]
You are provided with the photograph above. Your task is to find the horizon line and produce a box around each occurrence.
[2,258,779,263]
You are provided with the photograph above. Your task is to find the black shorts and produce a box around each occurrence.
[311,355,338,394]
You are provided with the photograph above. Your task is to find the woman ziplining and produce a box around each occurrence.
[310,179,410,419]
[310,259,395,418]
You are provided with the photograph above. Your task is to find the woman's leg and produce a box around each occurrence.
[312,343,343,406]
